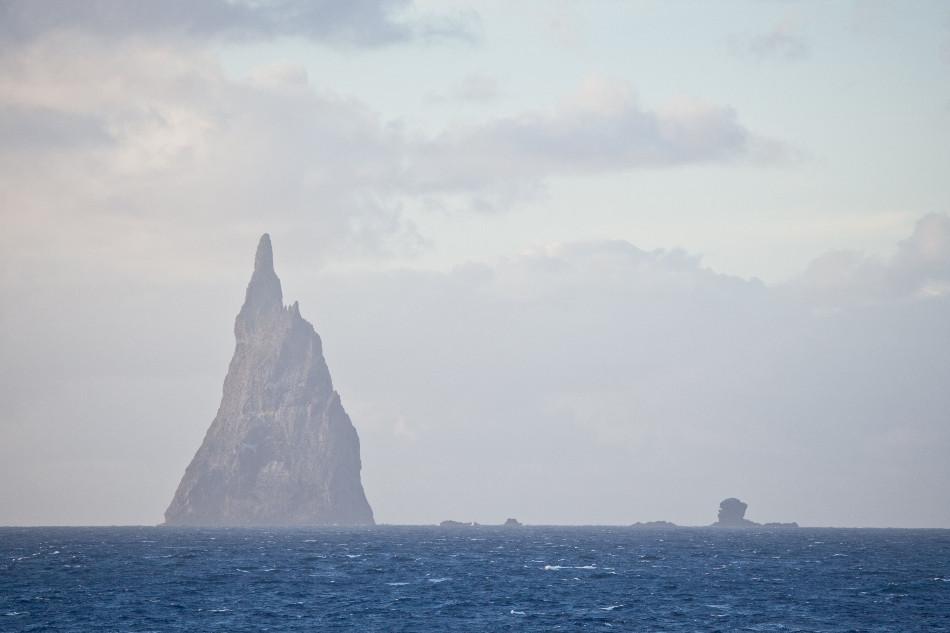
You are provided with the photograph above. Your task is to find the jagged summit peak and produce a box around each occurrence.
[166,235,374,526]
[240,233,283,323]
[254,233,274,274]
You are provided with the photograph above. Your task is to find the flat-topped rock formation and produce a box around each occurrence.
[164,235,374,527]
[711,498,798,528]
[713,498,758,527]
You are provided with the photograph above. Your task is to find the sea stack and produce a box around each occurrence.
[164,235,374,526]
[712,498,758,528]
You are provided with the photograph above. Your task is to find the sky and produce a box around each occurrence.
[1,0,949,527]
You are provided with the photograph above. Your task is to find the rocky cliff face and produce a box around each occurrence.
[164,235,374,526]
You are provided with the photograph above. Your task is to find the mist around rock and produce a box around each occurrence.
[164,235,374,527]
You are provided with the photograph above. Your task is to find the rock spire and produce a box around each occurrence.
[164,235,374,526]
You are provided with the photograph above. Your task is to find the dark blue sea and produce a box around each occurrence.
[2,526,949,632]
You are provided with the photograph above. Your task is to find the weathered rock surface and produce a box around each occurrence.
[503,518,523,527]
[164,235,374,526]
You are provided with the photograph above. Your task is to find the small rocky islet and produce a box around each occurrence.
[631,498,799,529]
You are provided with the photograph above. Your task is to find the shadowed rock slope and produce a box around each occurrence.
[164,235,374,526]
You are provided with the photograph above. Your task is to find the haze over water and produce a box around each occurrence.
[2,0,950,530]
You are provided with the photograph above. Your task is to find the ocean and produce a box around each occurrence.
[2,526,948,631]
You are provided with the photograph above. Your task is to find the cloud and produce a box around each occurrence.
[410,78,792,210]
[0,33,426,279]
[0,37,790,278]
[0,104,111,150]
[2,208,948,526]
[733,17,809,62]
[0,0,477,48]
[786,213,950,308]
[278,222,950,526]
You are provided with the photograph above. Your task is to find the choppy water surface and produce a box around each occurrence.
[2,526,949,631]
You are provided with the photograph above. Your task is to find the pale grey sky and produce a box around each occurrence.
[1,0,948,527]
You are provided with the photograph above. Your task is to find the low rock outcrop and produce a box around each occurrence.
[631,521,679,529]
